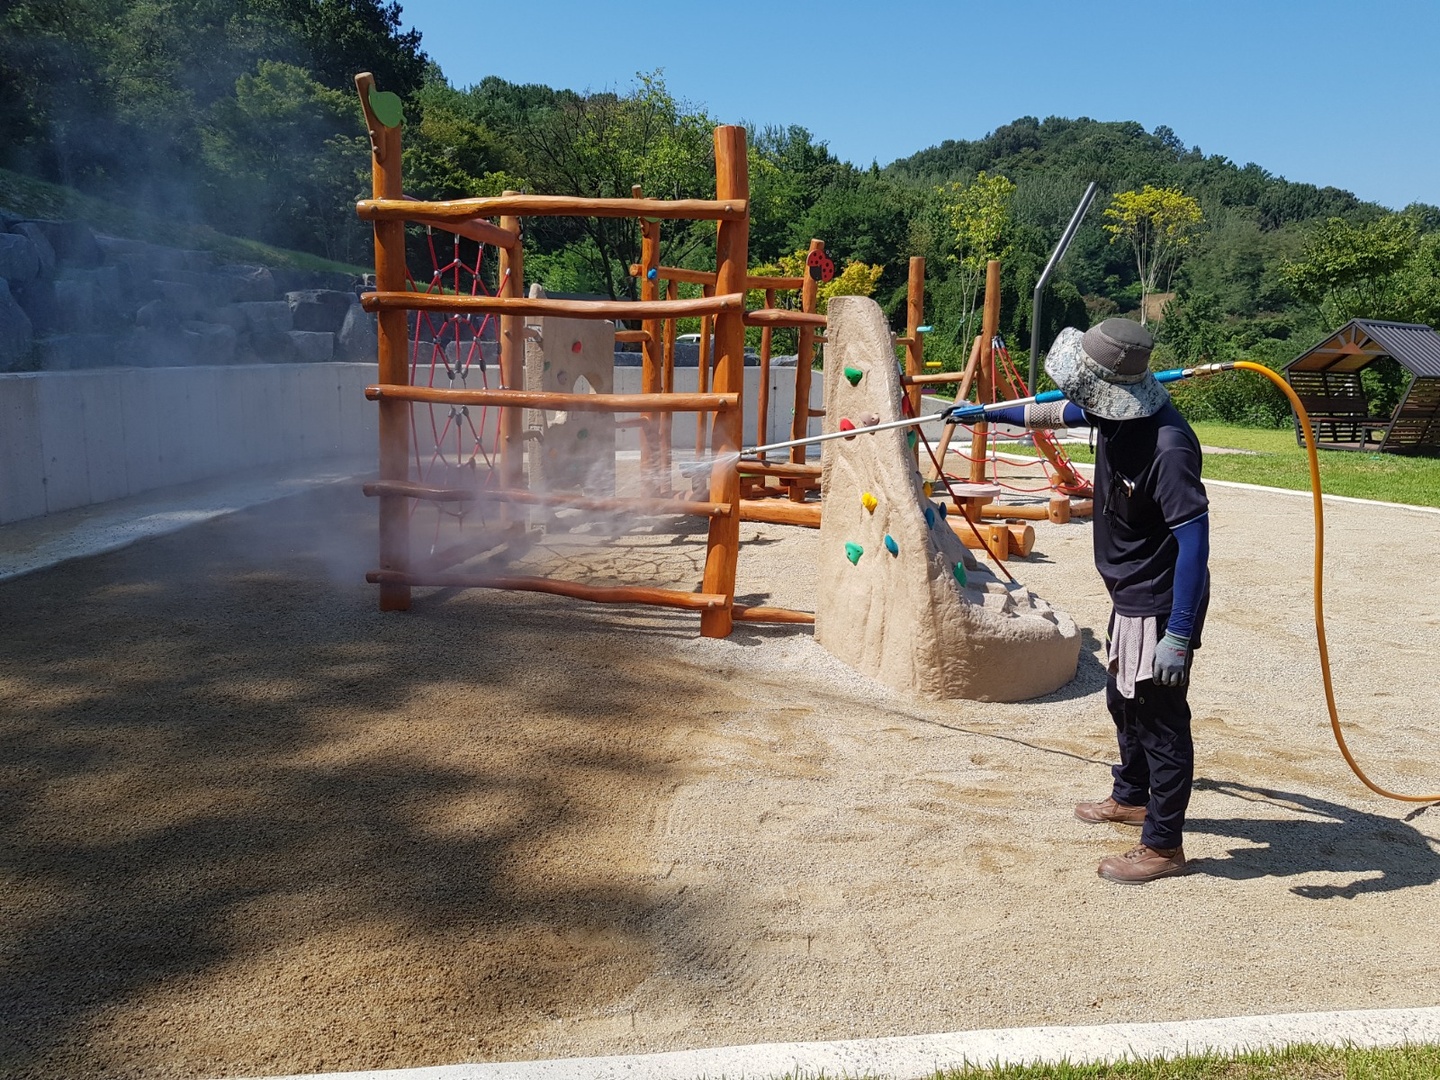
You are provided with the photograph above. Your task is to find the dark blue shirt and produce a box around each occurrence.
[1090,401,1209,621]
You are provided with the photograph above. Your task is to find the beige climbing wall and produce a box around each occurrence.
[814,296,1080,702]
[523,284,616,496]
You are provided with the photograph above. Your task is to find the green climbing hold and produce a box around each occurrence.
[953,562,967,586]
[884,534,898,556]
[368,88,405,128]
[577,428,588,440]
[843,366,864,387]
[906,430,918,450]
[845,542,863,565]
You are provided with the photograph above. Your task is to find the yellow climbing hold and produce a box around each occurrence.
[922,480,934,498]
[861,492,878,514]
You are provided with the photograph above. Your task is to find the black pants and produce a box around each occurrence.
[1106,673,1194,850]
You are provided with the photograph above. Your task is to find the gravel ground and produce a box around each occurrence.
[1,477,1438,1080]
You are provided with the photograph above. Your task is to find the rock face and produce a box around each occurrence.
[523,284,617,497]
[814,296,1080,702]
[0,210,373,372]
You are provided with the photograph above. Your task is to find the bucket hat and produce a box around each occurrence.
[1044,318,1167,420]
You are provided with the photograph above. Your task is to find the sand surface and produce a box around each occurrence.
[2,480,1439,1080]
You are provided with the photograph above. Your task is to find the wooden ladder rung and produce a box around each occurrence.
[364,570,727,611]
[363,481,730,518]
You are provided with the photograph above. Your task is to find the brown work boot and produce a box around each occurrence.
[1074,796,1147,825]
[1097,844,1187,884]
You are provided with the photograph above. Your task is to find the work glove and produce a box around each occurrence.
[943,403,985,424]
[1152,633,1190,687]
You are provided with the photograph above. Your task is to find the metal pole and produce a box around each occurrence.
[1029,181,1098,393]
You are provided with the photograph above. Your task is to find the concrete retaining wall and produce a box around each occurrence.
[0,361,827,526]
[1,364,376,525]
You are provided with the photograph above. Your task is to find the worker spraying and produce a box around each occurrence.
[971,319,1209,884]
[741,322,1438,832]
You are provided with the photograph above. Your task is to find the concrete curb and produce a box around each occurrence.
[243,1006,1440,1080]
[0,461,369,582]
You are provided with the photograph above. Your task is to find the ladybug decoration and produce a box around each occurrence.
[806,249,836,283]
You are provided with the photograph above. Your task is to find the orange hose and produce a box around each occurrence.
[1233,361,1439,803]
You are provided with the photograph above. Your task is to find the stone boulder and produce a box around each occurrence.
[286,330,335,363]
[9,222,56,279]
[336,301,377,361]
[0,279,35,371]
[20,219,103,268]
[215,264,275,303]
[813,295,1081,702]
[11,278,60,333]
[287,289,354,333]
[37,334,116,371]
[0,233,41,282]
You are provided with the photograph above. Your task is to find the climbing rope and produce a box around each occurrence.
[404,225,507,550]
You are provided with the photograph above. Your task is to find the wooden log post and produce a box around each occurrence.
[498,193,524,497]
[700,126,749,639]
[788,238,824,501]
[969,259,1002,485]
[904,256,925,427]
[695,290,713,457]
[356,73,411,612]
[635,185,664,495]
[928,333,983,481]
[757,287,775,459]
[662,279,678,476]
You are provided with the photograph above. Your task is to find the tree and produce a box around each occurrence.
[497,72,715,299]
[1280,214,1420,324]
[940,170,1015,344]
[1102,185,1204,324]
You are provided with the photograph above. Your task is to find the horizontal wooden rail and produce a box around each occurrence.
[362,480,731,518]
[365,384,739,413]
[739,499,821,527]
[736,460,822,478]
[743,309,827,328]
[365,570,727,611]
[359,195,747,223]
[902,370,966,385]
[613,329,651,343]
[361,291,744,321]
[629,264,806,290]
[732,605,815,625]
[403,197,519,248]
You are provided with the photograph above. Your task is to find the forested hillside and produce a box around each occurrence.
[6,0,1440,423]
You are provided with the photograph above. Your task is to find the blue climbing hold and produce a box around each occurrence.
[924,507,935,528]
[646,267,658,279]
[938,501,948,519]
[884,534,898,556]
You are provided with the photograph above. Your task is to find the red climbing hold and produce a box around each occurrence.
[839,417,857,440]
[571,340,583,353]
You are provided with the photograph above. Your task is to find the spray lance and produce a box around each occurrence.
[739,362,1231,460]
[738,359,1440,808]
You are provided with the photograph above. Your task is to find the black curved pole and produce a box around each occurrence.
[1029,181,1098,393]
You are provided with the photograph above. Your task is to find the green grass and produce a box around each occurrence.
[997,421,1440,509]
[769,1042,1440,1079]
[0,167,367,276]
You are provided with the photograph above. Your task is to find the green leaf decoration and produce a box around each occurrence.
[368,88,404,129]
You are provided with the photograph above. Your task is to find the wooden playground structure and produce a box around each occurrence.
[351,74,1094,634]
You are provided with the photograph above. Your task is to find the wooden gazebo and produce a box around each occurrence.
[1284,318,1440,453]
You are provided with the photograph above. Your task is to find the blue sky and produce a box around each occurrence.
[396,0,1440,212]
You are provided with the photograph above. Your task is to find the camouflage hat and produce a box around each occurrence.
[1043,319,1167,420]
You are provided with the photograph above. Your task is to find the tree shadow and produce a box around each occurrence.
[1185,778,1440,898]
[0,484,728,1077]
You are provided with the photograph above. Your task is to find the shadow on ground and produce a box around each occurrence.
[0,485,733,1079]
[1187,778,1440,897]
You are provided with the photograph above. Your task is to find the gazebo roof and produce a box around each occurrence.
[1286,319,1440,377]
